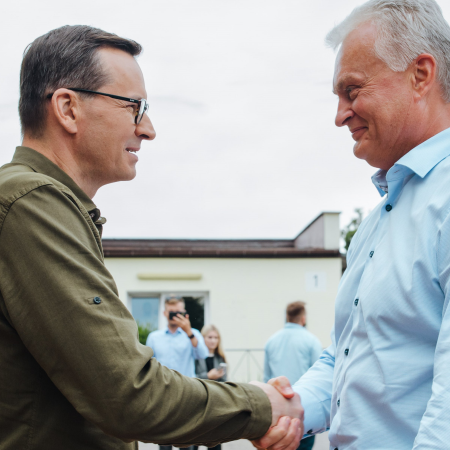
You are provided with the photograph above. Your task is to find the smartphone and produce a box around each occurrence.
[169,311,186,320]
[219,362,227,376]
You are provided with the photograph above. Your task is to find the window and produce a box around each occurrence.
[184,296,205,331]
[131,297,159,334]
[128,292,209,343]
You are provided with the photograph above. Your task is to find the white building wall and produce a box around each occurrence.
[324,213,341,250]
[105,256,341,381]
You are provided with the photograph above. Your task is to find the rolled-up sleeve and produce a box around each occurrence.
[0,185,272,445]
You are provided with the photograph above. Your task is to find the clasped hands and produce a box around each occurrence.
[250,376,304,450]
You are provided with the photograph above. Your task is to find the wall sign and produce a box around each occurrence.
[305,271,327,291]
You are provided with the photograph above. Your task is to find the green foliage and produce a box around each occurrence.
[342,208,364,252]
[137,322,153,345]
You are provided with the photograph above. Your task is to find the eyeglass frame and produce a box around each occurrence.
[46,88,149,124]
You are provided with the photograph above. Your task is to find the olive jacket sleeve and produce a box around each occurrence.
[0,180,272,446]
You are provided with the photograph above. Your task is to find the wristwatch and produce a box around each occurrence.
[188,333,195,339]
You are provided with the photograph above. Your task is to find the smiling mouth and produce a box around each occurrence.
[351,127,367,134]
[126,148,139,153]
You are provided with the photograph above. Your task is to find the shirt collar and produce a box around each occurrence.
[11,146,99,216]
[284,322,303,329]
[165,327,182,335]
[372,127,450,197]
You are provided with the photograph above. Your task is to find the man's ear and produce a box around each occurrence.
[411,53,437,100]
[49,88,80,134]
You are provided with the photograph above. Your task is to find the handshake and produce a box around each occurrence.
[250,377,304,450]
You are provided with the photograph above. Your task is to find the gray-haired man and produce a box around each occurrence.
[254,1,450,449]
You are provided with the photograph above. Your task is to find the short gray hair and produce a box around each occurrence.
[326,0,450,102]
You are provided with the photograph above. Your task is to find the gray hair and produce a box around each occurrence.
[326,0,450,102]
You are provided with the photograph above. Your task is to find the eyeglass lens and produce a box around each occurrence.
[136,100,149,124]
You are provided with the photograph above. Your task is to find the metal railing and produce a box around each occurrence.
[225,348,264,382]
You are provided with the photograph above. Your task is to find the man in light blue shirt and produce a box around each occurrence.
[146,296,209,450]
[252,1,450,450]
[264,301,322,385]
[146,296,208,378]
[264,302,321,450]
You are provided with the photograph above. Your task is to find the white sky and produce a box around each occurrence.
[1,0,450,239]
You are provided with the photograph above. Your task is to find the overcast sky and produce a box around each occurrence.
[2,0,450,239]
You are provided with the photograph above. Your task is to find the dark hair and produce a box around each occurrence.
[286,301,306,323]
[19,25,142,138]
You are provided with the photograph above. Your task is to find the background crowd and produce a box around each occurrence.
[146,296,322,450]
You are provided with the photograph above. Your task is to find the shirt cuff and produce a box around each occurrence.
[294,386,329,436]
[239,383,273,440]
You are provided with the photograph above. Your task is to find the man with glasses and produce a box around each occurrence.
[0,25,302,450]
[146,296,208,379]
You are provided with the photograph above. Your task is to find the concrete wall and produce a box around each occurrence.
[105,256,341,381]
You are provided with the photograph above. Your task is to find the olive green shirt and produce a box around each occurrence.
[0,147,272,450]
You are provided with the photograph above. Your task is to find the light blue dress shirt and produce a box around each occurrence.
[294,127,450,450]
[264,323,322,385]
[146,327,208,377]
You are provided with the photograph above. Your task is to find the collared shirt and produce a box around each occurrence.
[294,127,450,450]
[0,147,271,450]
[264,323,322,385]
[146,327,208,377]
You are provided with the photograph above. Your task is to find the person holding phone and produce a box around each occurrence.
[146,296,208,378]
[146,296,209,450]
[195,324,227,382]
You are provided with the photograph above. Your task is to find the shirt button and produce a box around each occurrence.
[385,204,392,211]
[93,296,102,304]
[354,299,359,306]
[337,399,340,407]
[369,251,374,257]
[344,349,349,355]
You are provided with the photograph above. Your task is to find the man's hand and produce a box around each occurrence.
[172,314,199,347]
[249,381,304,450]
[268,376,296,399]
[172,313,192,335]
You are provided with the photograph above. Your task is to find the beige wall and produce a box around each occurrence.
[105,256,341,381]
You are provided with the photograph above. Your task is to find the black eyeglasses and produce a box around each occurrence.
[46,88,149,124]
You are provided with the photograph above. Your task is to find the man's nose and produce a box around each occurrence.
[136,113,156,140]
[335,99,354,128]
